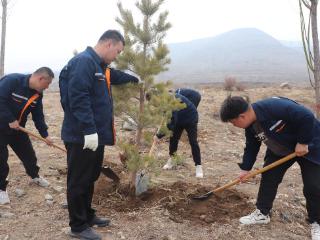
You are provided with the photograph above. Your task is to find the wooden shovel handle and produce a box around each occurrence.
[148,138,157,157]
[213,152,297,194]
[148,117,165,157]
[19,126,67,153]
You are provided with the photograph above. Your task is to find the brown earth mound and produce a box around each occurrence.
[94,180,254,224]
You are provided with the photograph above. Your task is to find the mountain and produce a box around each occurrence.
[280,40,304,53]
[158,28,309,83]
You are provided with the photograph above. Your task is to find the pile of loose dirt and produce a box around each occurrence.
[94,180,254,224]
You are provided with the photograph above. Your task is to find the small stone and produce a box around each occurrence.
[162,236,176,240]
[46,200,54,205]
[280,82,291,89]
[45,194,53,201]
[62,227,70,235]
[117,232,126,239]
[163,209,170,217]
[52,186,64,193]
[280,212,292,223]
[0,212,15,218]
[177,174,185,179]
[15,188,25,198]
[156,152,166,158]
[199,214,206,220]
[23,233,32,238]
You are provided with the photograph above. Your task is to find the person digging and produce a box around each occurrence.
[150,90,204,178]
[0,67,54,205]
[219,96,320,240]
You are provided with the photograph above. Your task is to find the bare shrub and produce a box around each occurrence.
[224,76,237,91]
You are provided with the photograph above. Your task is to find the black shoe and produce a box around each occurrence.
[89,216,110,227]
[69,227,102,240]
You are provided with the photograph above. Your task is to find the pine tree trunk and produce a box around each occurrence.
[130,85,144,194]
[135,86,145,145]
[0,0,7,77]
[129,171,136,195]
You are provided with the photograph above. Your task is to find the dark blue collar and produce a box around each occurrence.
[23,74,41,95]
[252,102,267,122]
[85,46,106,68]
[22,74,31,88]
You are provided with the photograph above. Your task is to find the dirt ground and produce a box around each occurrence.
[0,83,315,240]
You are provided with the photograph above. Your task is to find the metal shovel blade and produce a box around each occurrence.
[135,170,149,196]
[191,191,214,200]
[191,153,297,201]
[101,166,120,182]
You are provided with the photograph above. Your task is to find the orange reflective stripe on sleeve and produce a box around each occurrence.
[105,68,116,143]
[18,93,40,123]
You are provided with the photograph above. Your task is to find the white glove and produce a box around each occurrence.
[83,133,98,151]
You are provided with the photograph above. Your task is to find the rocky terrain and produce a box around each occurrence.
[0,83,315,240]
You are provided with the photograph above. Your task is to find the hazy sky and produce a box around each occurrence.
[4,0,302,73]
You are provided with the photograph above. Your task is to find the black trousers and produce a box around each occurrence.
[169,123,201,165]
[0,130,40,190]
[256,151,320,224]
[65,143,104,232]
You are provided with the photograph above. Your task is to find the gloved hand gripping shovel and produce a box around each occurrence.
[192,152,297,200]
[19,126,120,182]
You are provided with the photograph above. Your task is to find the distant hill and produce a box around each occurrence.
[280,40,304,53]
[158,28,309,84]
[49,28,309,90]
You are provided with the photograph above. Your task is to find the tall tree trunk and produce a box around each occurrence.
[135,43,147,146]
[130,85,144,193]
[311,1,320,118]
[0,0,7,77]
[135,86,144,145]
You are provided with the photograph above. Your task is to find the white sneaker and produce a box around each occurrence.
[163,158,173,170]
[195,165,203,178]
[239,209,270,225]
[0,190,10,205]
[31,176,50,187]
[311,222,320,240]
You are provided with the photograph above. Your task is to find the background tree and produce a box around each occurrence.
[114,0,184,189]
[299,0,320,117]
[0,0,8,77]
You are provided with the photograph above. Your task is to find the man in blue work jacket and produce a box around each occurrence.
[0,67,54,205]
[154,90,203,178]
[175,88,201,108]
[220,96,320,240]
[59,30,138,240]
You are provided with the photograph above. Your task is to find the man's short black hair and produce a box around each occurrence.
[220,95,249,122]
[34,67,54,79]
[99,30,125,46]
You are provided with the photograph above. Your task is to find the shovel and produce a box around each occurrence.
[192,152,297,200]
[19,126,67,153]
[19,126,120,182]
[135,119,164,196]
[135,138,158,196]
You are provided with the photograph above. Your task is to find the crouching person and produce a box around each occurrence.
[220,96,320,240]
[153,90,203,178]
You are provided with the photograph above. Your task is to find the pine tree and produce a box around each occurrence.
[114,0,185,190]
